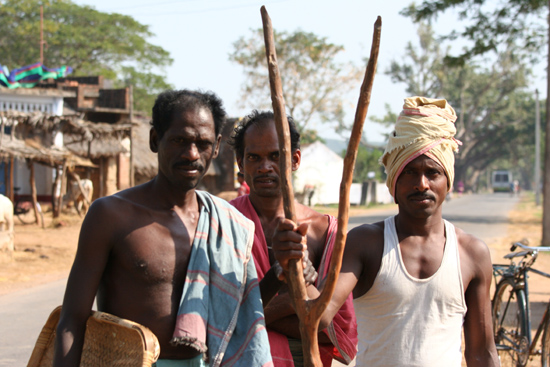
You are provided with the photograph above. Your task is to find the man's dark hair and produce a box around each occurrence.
[228,110,300,159]
[151,89,226,139]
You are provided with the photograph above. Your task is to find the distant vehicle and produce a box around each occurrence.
[492,170,513,192]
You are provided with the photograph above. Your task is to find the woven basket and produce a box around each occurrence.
[27,306,160,367]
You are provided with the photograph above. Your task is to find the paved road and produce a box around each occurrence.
[0,279,67,366]
[0,193,519,366]
[349,192,519,243]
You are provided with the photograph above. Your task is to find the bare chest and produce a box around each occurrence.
[109,220,195,286]
[398,240,446,279]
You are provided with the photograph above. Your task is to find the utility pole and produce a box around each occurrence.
[536,89,541,206]
[542,1,550,246]
[129,85,135,188]
[40,6,44,64]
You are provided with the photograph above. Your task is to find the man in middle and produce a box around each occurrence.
[229,110,357,367]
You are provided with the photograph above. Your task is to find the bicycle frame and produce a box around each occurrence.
[493,243,550,357]
[525,266,550,355]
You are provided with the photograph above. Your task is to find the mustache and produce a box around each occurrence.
[407,192,435,201]
[254,174,279,182]
[173,161,204,171]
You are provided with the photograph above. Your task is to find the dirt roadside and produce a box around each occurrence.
[0,211,83,296]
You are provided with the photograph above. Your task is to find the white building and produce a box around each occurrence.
[0,88,74,197]
[294,141,344,206]
[295,140,394,206]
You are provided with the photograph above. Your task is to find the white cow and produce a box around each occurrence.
[0,194,14,252]
[68,179,93,216]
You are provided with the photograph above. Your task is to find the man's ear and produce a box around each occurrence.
[292,149,301,171]
[212,134,222,159]
[236,156,244,173]
[150,128,159,153]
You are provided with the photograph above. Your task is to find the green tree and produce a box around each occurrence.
[352,145,384,183]
[229,29,361,141]
[386,23,447,96]
[0,0,173,113]
[370,22,447,133]
[403,1,550,246]
[402,0,546,65]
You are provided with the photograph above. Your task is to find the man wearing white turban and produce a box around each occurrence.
[272,97,499,366]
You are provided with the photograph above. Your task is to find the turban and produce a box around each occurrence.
[380,96,461,199]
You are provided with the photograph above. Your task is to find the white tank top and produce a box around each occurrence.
[353,216,467,367]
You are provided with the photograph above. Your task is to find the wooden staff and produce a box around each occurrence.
[261,6,382,367]
[260,5,309,336]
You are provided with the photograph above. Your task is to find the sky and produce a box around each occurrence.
[71,0,547,144]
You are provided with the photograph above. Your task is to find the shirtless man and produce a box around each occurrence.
[53,90,272,367]
[274,97,499,366]
[229,111,357,367]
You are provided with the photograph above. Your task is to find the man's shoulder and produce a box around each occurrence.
[452,225,488,254]
[296,202,329,223]
[228,193,248,209]
[452,224,492,270]
[294,203,333,244]
[108,181,152,202]
[198,191,254,228]
[344,221,386,268]
[348,221,385,245]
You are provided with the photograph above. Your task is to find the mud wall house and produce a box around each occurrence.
[0,112,124,212]
[63,119,132,200]
[51,76,133,199]
[0,112,93,227]
[132,115,157,186]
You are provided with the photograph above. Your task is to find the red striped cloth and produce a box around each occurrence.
[230,195,357,366]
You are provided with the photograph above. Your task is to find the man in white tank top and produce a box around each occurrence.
[272,97,499,366]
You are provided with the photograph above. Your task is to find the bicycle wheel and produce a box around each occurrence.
[492,277,529,367]
[15,200,35,225]
[542,316,550,367]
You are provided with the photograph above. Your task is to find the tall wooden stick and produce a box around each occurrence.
[260,7,309,355]
[318,15,382,314]
[261,6,382,367]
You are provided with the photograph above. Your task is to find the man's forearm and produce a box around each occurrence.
[53,322,86,367]
[267,314,332,343]
[259,266,285,306]
[264,284,321,325]
[464,351,499,367]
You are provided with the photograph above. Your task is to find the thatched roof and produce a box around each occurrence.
[0,111,131,138]
[133,116,157,178]
[0,133,95,168]
[0,111,132,160]
[64,135,129,158]
[0,135,68,164]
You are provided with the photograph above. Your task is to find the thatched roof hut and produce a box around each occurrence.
[0,112,104,167]
[0,111,132,160]
[132,116,157,184]
[0,111,132,204]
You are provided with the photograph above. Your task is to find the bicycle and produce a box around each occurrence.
[13,187,44,225]
[492,239,550,366]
